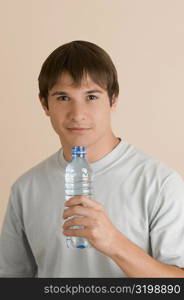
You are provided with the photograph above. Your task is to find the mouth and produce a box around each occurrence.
[67,128,91,133]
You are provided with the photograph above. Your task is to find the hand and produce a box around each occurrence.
[62,195,121,256]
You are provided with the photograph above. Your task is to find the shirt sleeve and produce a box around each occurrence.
[150,171,184,268]
[0,187,37,277]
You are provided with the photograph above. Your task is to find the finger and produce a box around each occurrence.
[63,205,96,220]
[63,216,90,229]
[63,228,88,237]
[65,195,102,209]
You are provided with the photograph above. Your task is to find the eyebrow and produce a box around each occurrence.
[51,89,103,96]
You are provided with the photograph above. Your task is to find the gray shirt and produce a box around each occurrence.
[1,138,184,277]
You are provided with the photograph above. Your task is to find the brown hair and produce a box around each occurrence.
[38,40,119,108]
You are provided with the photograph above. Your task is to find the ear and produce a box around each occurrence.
[110,96,118,111]
[39,95,50,117]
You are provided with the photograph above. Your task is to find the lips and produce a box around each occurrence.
[67,127,91,133]
[68,128,89,130]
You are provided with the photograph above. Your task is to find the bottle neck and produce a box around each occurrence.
[72,155,86,159]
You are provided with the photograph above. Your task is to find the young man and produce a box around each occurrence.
[0,40,184,277]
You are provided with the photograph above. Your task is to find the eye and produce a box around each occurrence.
[88,95,97,101]
[57,96,69,101]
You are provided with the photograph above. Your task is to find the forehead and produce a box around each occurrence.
[53,72,105,91]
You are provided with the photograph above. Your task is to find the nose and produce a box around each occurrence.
[67,102,87,121]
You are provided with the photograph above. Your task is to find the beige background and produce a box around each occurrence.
[0,0,184,229]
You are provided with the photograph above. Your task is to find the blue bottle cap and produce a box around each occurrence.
[72,146,86,155]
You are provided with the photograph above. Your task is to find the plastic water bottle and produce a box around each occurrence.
[64,146,94,249]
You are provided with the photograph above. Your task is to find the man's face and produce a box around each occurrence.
[40,72,117,151]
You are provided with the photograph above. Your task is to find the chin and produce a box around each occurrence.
[70,139,90,147]
[63,136,91,148]
[59,130,100,148]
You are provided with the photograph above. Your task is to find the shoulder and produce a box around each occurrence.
[11,149,61,193]
[127,144,184,225]
[126,142,181,183]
